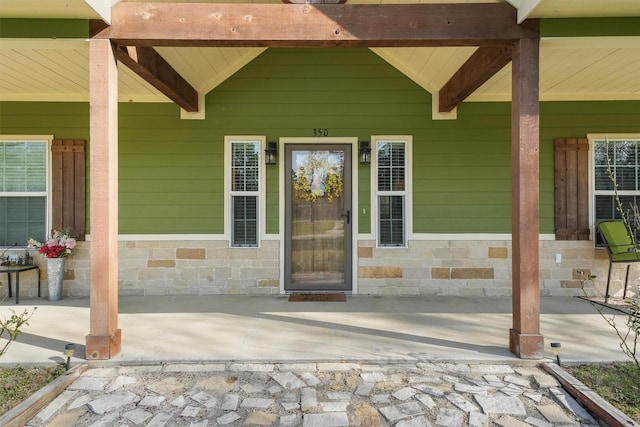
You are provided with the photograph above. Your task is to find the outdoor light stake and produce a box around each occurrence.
[550,342,561,366]
[64,343,76,370]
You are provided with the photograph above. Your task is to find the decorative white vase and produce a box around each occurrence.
[46,257,66,301]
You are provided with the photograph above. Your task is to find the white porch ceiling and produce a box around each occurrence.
[0,0,638,105]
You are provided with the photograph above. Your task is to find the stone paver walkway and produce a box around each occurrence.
[27,362,598,427]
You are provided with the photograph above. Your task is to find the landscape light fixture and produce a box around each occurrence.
[550,342,562,366]
[64,343,76,370]
[359,141,371,165]
[265,142,278,165]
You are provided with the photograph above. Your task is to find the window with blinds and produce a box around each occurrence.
[230,141,260,247]
[376,140,406,247]
[593,137,640,244]
[0,140,48,246]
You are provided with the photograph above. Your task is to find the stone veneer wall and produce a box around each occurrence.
[357,239,631,298]
[3,240,280,299]
[3,238,637,299]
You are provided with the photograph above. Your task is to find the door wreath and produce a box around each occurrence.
[293,151,343,203]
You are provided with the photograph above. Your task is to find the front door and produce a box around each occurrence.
[285,144,352,292]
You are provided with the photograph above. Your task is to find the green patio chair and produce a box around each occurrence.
[597,220,640,302]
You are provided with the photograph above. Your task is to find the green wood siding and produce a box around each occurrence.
[1,49,639,236]
[0,19,88,38]
[119,103,224,234]
[540,17,640,38]
[209,48,431,235]
[412,102,510,233]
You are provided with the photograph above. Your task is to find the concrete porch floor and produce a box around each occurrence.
[0,295,634,366]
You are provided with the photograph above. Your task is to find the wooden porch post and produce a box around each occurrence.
[86,38,121,359]
[509,34,544,359]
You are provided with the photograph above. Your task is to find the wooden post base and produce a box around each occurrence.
[86,329,122,360]
[509,329,544,359]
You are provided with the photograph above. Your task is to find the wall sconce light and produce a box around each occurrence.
[265,142,278,166]
[550,342,562,366]
[359,141,371,165]
[64,343,76,370]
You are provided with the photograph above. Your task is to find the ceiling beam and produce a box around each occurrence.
[91,3,538,48]
[116,45,199,112]
[438,45,514,113]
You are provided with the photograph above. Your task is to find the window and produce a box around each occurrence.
[228,138,263,247]
[592,136,640,243]
[0,138,49,247]
[375,137,409,247]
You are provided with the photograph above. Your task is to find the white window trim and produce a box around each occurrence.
[0,134,53,247]
[224,136,266,248]
[588,133,640,241]
[371,135,412,248]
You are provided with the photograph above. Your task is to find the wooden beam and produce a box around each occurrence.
[86,38,121,360]
[438,45,513,113]
[509,34,543,360]
[116,46,199,112]
[91,3,537,48]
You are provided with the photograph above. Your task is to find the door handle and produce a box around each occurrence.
[342,210,350,225]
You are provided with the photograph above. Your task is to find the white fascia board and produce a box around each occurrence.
[503,0,543,24]
[84,0,119,24]
[517,0,543,24]
[180,93,206,120]
[432,91,457,121]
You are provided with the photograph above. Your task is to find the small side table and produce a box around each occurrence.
[0,265,40,304]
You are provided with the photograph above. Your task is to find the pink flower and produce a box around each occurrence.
[65,238,77,250]
[31,228,78,258]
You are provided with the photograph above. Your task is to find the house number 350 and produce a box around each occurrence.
[313,128,329,137]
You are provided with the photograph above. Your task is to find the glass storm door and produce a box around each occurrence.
[285,144,352,292]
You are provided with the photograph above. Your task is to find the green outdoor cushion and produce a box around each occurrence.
[610,251,640,262]
[598,221,639,260]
